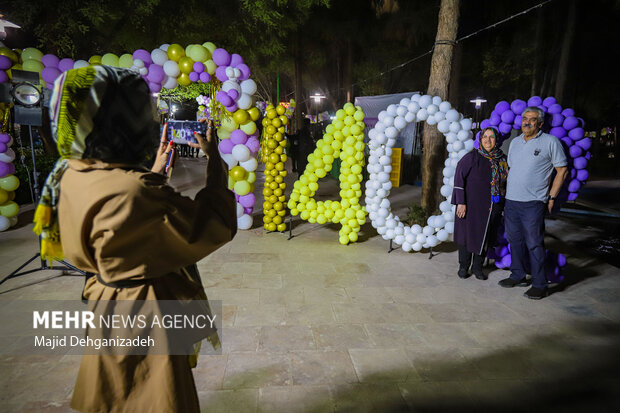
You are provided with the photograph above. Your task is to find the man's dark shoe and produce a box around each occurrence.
[458,268,470,279]
[474,272,488,280]
[524,287,548,300]
[498,277,530,288]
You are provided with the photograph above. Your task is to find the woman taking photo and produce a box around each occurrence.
[451,127,507,280]
[34,65,237,412]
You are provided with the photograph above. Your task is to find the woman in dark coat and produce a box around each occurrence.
[451,127,507,280]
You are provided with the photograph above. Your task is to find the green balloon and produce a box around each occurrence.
[22,59,44,73]
[202,42,216,54]
[189,45,209,62]
[20,47,43,62]
[118,54,133,68]
[101,53,119,67]
[0,201,19,218]
[233,180,251,196]
[0,175,19,191]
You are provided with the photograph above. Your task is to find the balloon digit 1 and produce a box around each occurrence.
[287,103,367,244]
[262,104,289,232]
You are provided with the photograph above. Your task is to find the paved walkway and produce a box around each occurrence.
[1,157,619,412]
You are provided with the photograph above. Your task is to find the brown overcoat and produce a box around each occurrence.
[58,159,236,413]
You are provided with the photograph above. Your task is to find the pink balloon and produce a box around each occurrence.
[0,133,10,143]
[228,89,239,101]
[0,142,6,153]
[244,207,253,215]
[542,96,557,107]
[133,49,152,65]
[226,104,238,113]
[148,82,161,93]
[237,64,251,80]
[527,96,542,106]
[576,137,591,150]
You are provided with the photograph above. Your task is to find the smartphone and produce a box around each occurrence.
[165,144,176,177]
[167,120,206,144]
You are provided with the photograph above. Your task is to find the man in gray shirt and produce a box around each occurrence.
[498,106,568,299]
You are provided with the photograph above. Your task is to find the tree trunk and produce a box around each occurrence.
[421,0,460,215]
[448,42,462,110]
[554,0,577,103]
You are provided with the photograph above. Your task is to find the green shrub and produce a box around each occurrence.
[406,203,431,227]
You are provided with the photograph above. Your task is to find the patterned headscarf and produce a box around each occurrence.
[477,127,507,201]
[33,66,155,261]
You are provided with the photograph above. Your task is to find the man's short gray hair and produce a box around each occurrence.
[522,106,544,122]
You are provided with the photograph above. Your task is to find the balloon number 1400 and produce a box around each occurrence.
[167,120,206,144]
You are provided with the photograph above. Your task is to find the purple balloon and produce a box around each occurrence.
[495,101,510,114]
[569,145,583,158]
[133,49,152,65]
[549,127,567,139]
[41,67,61,83]
[239,193,256,208]
[199,72,211,83]
[58,58,75,72]
[568,128,585,141]
[480,119,491,129]
[497,246,509,257]
[226,104,238,113]
[235,193,240,202]
[148,82,161,93]
[537,104,547,112]
[576,169,589,182]
[570,168,577,179]
[237,63,251,80]
[500,255,512,268]
[41,54,60,68]
[561,108,575,117]
[0,133,10,143]
[244,207,253,215]
[547,103,562,114]
[500,110,515,124]
[573,156,587,169]
[212,48,231,66]
[0,161,10,178]
[567,192,578,201]
[576,137,591,150]
[147,64,165,83]
[560,137,573,147]
[229,53,244,67]
[0,55,11,70]
[246,137,260,153]
[188,71,199,82]
[228,89,239,101]
[567,179,581,193]
[0,71,8,83]
[577,117,585,128]
[557,253,567,267]
[218,139,234,154]
[498,122,512,135]
[489,112,501,126]
[510,99,527,115]
[193,61,205,73]
[216,90,233,107]
[584,151,591,160]
[550,113,565,127]
[527,96,542,107]
[0,142,6,153]
[230,129,248,145]
[542,97,557,107]
[563,116,579,130]
[215,66,228,82]
[473,140,480,149]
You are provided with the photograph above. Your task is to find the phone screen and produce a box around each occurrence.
[167,120,206,144]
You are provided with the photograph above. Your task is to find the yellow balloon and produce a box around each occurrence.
[0,175,19,191]
[0,47,19,63]
[220,117,238,131]
[232,109,249,125]
[22,59,44,73]
[178,72,191,86]
[189,45,210,62]
[101,53,119,67]
[118,54,133,68]
[0,188,8,204]
[240,121,257,135]
[20,47,43,62]
[276,105,286,116]
[89,55,102,65]
[202,42,217,54]
[217,128,231,139]
[230,166,247,181]
[247,107,260,121]
[234,180,251,196]
[0,201,19,218]
[266,109,277,119]
[247,172,256,183]
[279,115,288,126]
[204,59,217,75]
[167,44,185,62]
[178,56,195,74]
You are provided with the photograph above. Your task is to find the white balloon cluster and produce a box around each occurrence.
[364,93,474,252]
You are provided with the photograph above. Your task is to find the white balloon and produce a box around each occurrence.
[387,104,398,116]
[405,111,416,123]
[407,101,420,114]
[426,104,439,115]
[237,93,252,110]
[233,68,241,78]
[427,235,439,247]
[411,93,421,102]
[440,200,452,213]
[434,111,446,122]
[426,115,438,125]
[74,60,89,69]
[418,95,432,108]
[412,242,423,251]
[240,157,258,171]
[411,224,422,234]
[151,49,168,65]
[375,132,387,145]
[225,67,235,78]
[0,148,16,163]
[232,144,251,162]
[402,241,412,252]
[432,96,443,105]
[384,126,398,139]
[416,233,427,243]
[434,216,446,228]
[457,130,470,141]
[436,229,449,241]
[237,214,253,230]
[440,185,453,197]
[394,116,407,131]
[0,216,9,232]
[159,43,170,51]
[452,140,463,152]
[381,115,394,127]
[399,98,411,107]
[138,67,148,75]
[445,132,457,144]
[221,153,238,168]
[240,79,257,95]
[417,109,429,121]
[222,80,241,94]
[162,76,178,90]
[449,121,462,133]
[396,105,408,117]
[464,139,475,151]
[163,60,180,77]
[236,203,245,218]
[445,109,460,122]
[443,211,454,222]
[133,59,145,68]
[460,118,473,131]
[445,221,455,234]
[439,101,452,113]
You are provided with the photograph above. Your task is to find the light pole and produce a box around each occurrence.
[310,92,326,123]
[469,97,487,132]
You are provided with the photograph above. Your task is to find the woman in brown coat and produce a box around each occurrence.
[34,66,237,412]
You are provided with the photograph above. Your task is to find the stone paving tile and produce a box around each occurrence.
[290,350,358,385]
[260,286,305,305]
[364,323,426,348]
[348,348,415,382]
[330,383,408,412]
[304,287,349,304]
[344,286,394,303]
[258,325,316,352]
[285,303,337,326]
[202,273,245,289]
[193,354,229,390]
[198,389,258,413]
[223,353,291,389]
[221,327,260,353]
[221,305,237,327]
[206,288,260,306]
[234,305,286,327]
[398,380,476,411]
[242,273,283,289]
[414,322,481,348]
[258,385,333,413]
[312,324,374,350]
[405,347,479,382]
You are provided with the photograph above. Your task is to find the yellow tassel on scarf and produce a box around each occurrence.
[33,204,52,235]
[33,203,65,261]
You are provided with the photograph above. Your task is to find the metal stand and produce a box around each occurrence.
[2,125,87,285]
[428,247,436,260]
[287,215,293,240]
[388,239,395,253]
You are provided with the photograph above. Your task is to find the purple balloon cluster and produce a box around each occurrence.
[0,133,15,178]
[479,96,587,279]
[188,61,211,84]
[218,130,260,155]
[213,48,251,113]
